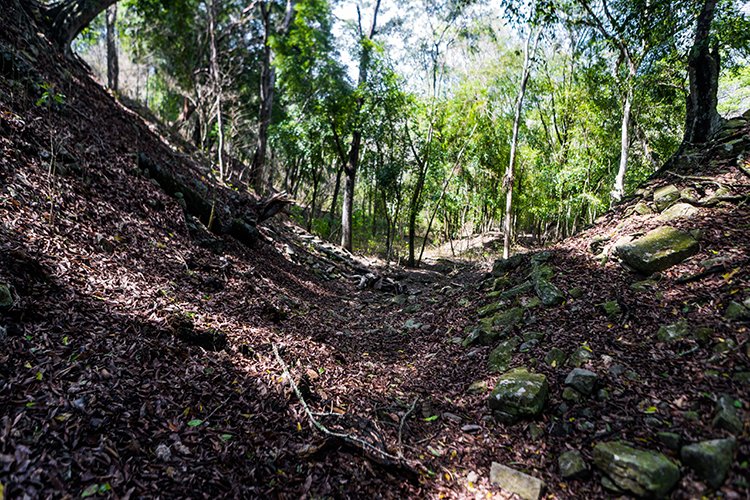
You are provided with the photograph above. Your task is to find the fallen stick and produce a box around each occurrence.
[272,343,421,479]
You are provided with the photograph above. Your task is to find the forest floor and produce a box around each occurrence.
[1,3,750,499]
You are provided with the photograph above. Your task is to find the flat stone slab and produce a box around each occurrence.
[490,462,544,500]
[593,441,680,498]
[616,226,699,273]
[659,202,699,221]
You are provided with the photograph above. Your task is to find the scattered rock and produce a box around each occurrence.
[680,187,700,203]
[656,320,690,342]
[489,368,549,422]
[600,300,621,318]
[0,283,12,311]
[593,441,680,498]
[680,438,735,489]
[461,424,482,433]
[467,380,488,394]
[545,348,566,367]
[616,226,699,273]
[713,395,743,434]
[534,279,565,307]
[568,345,593,368]
[562,387,582,402]
[403,318,423,330]
[725,301,750,321]
[155,443,172,462]
[478,302,504,318]
[497,281,534,301]
[658,202,699,221]
[564,368,598,395]
[568,287,583,299]
[489,462,545,500]
[558,450,589,480]
[653,185,680,211]
[488,338,520,373]
[633,201,654,215]
[528,423,544,440]
[656,432,681,451]
[492,254,525,275]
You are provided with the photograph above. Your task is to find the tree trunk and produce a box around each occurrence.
[683,0,721,145]
[340,0,381,251]
[45,0,119,53]
[250,0,296,193]
[207,0,225,180]
[503,28,541,259]
[105,3,118,91]
[611,74,633,202]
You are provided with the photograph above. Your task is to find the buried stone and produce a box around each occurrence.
[593,441,680,498]
[488,337,520,373]
[488,368,549,422]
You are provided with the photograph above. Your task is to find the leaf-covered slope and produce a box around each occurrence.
[1,1,750,498]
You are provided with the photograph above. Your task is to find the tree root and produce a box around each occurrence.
[272,343,422,482]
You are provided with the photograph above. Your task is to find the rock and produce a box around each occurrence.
[562,387,582,402]
[403,318,422,330]
[442,412,463,423]
[488,307,525,337]
[559,450,589,479]
[498,281,534,301]
[568,287,583,299]
[0,283,12,311]
[488,338,520,373]
[656,432,681,451]
[593,441,680,498]
[461,424,482,433]
[467,380,489,394]
[565,368,598,395]
[391,294,408,305]
[521,296,541,309]
[600,300,621,318]
[489,462,545,500]
[492,276,512,291]
[528,423,544,440]
[733,372,750,384]
[492,254,525,275]
[530,251,552,264]
[680,187,700,203]
[545,348,566,367]
[725,301,750,321]
[653,185,680,211]
[634,201,654,215]
[534,279,565,307]
[489,368,549,422]
[478,302,504,318]
[658,202,699,221]
[680,438,735,489]
[616,226,699,273]
[630,279,658,292]
[656,320,690,342]
[155,443,172,462]
[713,395,743,434]
[568,345,593,368]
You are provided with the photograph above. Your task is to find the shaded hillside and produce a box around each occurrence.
[2,2,750,499]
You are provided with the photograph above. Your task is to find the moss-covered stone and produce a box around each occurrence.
[634,201,654,215]
[593,441,680,498]
[488,338,520,373]
[498,281,534,301]
[545,348,567,368]
[681,438,735,489]
[616,226,699,273]
[489,368,549,422]
[656,320,690,342]
[478,302,504,318]
[568,287,584,299]
[725,301,750,321]
[492,254,525,275]
[535,279,565,307]
[653,185,680,211]
[559,450,589,480]
[713,395,743,434]
[568,345,593,367]
[565,368,598,395]
[600,300,621,318]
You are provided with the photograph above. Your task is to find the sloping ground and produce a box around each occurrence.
[2,4,750,499]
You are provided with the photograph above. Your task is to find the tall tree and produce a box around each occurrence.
[341,0,381,251]
[682,0,721,145]
[106,3,119,91]
[250,0,297,193]
[503,26,541,259]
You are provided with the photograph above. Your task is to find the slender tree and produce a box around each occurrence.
[105,3,118,91]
